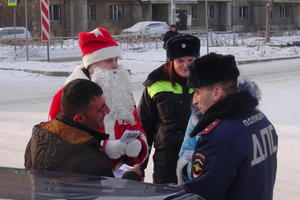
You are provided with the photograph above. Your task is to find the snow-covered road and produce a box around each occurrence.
[0,58,299,199]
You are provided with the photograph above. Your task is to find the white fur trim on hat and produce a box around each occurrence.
[82,46,121,68]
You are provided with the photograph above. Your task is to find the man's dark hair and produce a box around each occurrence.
[61,79,103,118]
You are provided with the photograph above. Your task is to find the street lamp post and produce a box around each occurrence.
[205,0,209,53]
[265,0,271,43]
[170,0,176,25]
[25,0,29,61]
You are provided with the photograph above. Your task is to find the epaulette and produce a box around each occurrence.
[200,119,222,136]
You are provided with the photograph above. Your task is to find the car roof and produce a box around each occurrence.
[0,26,28,30]
[134,21,167,25]
[0,167,193,200]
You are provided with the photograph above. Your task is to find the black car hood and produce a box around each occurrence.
[0,167,204,200]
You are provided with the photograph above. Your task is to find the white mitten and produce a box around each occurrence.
[125,139,142,158]
[104,139,127,159]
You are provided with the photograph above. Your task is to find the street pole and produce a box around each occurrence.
[265,0,271,43]
[170,0,175,25]
[232,0,236,45]
[25,0,29,61]
[231,0,234,30]
[13,6,16,52]
[205,0,209,53]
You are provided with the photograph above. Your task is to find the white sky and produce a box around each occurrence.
[0,35,300,199]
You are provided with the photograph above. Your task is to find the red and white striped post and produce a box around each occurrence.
[40,0,50,41]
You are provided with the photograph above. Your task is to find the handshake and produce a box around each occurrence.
[105,130,142,159]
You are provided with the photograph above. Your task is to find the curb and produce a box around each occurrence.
[236,55,300,65]
[31,56,82,62]
[0,67,71,77]
[1,55,300,77]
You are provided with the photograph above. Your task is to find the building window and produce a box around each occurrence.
[239,6,248,19]
[192,4,197,19]
[208,5,214,19]
[50,5,61,22]
[109,4,124,20]
[88,5,96,21]
[280,6,288,18]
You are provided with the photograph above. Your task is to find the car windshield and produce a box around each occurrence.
[146,23,165,28]
[0,28,25,35]
[130,22,147,29]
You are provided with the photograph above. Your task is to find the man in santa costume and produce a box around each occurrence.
[48,27,148,170]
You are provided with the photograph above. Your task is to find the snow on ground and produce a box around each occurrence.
[0,35,300,199]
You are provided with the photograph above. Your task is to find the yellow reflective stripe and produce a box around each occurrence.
[147,81,193,98]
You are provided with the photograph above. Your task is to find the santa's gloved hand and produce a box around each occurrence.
[105,139,127,159]
[125,139,142,157]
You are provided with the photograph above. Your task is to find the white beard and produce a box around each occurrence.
[91,65,136,134]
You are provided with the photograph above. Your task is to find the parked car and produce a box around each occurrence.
[0,26,32,40]
[0,167,205,200]
[121,21,169,36]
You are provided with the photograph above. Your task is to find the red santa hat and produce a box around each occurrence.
[79,27,121,67]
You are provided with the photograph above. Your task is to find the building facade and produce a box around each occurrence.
[0,0,299,37]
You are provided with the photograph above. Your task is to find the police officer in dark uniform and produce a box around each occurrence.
[180,53,278,200]
[162,24,179,49]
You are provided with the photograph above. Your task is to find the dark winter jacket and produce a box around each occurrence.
[139,65,193,152]
[24,114,114,177]
[163,30,180,49]
[183,87,278,200]
[138,65,193,183]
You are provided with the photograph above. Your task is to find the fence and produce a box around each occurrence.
[1,29,300,60]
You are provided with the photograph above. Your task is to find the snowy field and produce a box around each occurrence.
[0,36,300,199]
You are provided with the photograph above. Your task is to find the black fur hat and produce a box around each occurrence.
[166,34,200,61]
[188,53,239,88]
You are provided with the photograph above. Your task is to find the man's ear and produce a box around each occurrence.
[214,87,225,102]
[73,113,85,123]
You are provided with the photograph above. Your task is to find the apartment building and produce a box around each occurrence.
[0,0,299,37]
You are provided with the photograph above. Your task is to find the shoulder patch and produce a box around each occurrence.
[191,153,206,178]
[200,119,222,136]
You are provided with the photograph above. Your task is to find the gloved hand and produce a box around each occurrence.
[125,139,142,158]
[176,157,189,185]
[104,139,127,159]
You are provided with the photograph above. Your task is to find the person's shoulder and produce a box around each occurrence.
[144,65,168,86]
[66,64,89,84]
[200,118,241,140]
[200,119,222,136]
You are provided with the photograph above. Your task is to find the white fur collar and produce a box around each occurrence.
[65,65,89,85]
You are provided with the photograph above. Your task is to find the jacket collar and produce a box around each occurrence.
[65,65,91,85]
[56,114,109,142]
[190,90,258,137]
[143,64,187,87]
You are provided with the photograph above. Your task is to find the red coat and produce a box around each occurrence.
[49,86,148,169]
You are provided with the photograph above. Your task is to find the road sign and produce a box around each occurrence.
[40,0,50,41]
[8,0,17,6]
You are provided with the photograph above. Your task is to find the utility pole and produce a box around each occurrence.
[265,0,271,43]
[25,0,29,61]
[205,0,209,53]
[170,0,176,25]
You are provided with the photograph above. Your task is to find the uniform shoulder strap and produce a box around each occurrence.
[200,119,222,136]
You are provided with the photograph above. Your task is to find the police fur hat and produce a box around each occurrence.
[188,53,239,88]
[166,34,200,61]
